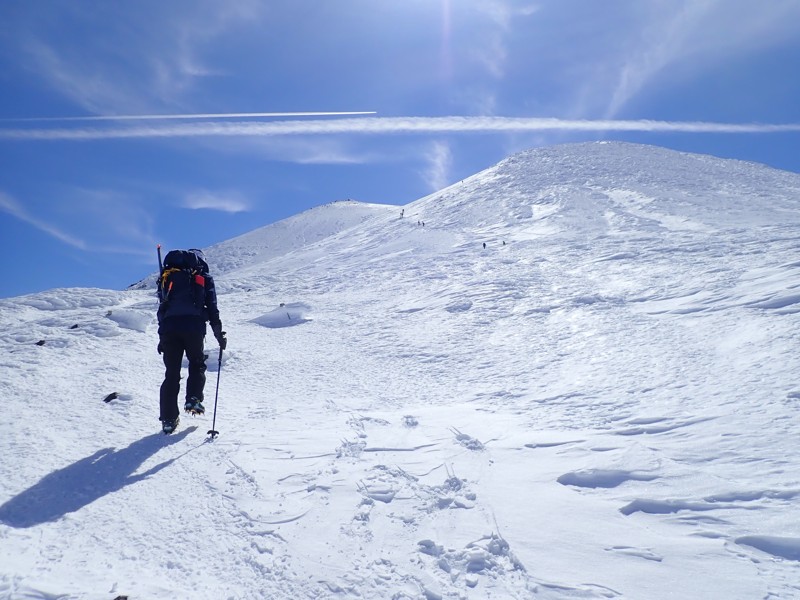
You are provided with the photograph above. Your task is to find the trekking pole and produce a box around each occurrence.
[207,348,222,439]
[157,244,163,272]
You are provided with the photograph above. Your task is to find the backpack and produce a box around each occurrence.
[158,249,210,318]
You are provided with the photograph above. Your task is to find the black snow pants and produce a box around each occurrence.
[159,330,207,421]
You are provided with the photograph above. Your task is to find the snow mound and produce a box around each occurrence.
[252,302,311,328]
[736,536,800,561]
[106,309,153,333]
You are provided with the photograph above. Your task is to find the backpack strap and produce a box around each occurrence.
[159,267,182,303]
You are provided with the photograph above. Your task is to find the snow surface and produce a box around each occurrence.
[2,141,800,599]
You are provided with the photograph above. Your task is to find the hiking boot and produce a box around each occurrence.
[184,397,205,416]
[162,416,180,435]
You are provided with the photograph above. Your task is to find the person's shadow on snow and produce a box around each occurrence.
[0,427,197,528]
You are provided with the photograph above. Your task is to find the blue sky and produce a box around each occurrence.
[2,0,800,298]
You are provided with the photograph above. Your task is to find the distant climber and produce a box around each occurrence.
[483,242,486,249]
[156,248,226,435]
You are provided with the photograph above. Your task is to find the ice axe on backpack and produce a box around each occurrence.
[207,347,223,439]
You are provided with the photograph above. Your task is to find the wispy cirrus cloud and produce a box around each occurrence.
[1,115,797,141]
[197,135,381,166]
[0,187,159,255]
[451,1,539,116]
[183,190,250,213]
[0,191,87,249]
[422,141,453,191]
[7,1,267,116]
[470,1,540,79]
[66,188,157,252]
[599,0,800,117]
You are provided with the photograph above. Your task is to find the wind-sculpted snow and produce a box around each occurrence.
[3,142,800,599]
[105,308,154,332]
[251,302,311,328]
[207,200,395,274]
[557,469,657,489]
[735,536,800,561]
[408,141,800,235]
[129,200,394,292]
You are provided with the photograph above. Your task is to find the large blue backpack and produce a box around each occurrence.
[158,249,210,319]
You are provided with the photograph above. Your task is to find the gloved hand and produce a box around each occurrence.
[215,330,227,351]
[157,341,164,354]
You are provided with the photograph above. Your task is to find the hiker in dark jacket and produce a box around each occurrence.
[156,248,227,434]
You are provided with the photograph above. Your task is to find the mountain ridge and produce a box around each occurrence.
[127,141,800,294]
[407,141,800,234]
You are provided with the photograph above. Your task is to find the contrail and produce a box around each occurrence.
[1,116,799,140]
[0,111,377,123]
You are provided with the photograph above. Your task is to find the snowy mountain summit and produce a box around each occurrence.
[3,142,800,599]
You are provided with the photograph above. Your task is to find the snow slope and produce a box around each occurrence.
[2,142,800,599]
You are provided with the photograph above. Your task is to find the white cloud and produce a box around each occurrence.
[195,135,381,166]
[2,115,797,141]
[478,1,540,29]
[67,188,158,250]
[0,187,160,256]
[422,141,452,191]
[469,1,540,80]
[602,1,717,117]
[600,0,800,117]
[11,2,268,115]
[0,191,87,249]
[286,145,374,165]
[183,190,250,213]
[23,40,141,116]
